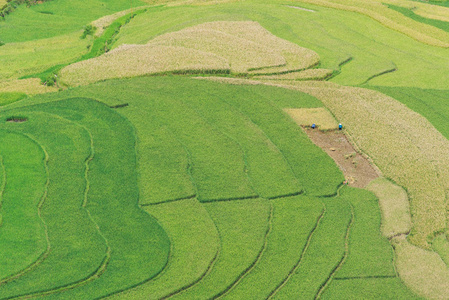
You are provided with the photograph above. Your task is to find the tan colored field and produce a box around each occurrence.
[296,0,449,47]
[366,177,411,239]
[264,80,449,249]
[149,28,286,73]
[187,21,319,73]
[284,107,338,130]
[0,78,57,95]
[60,21,321,86]
[392,235,449,299]
[60,45,230,86]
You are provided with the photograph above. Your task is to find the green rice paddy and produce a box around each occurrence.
[1,0,449,298]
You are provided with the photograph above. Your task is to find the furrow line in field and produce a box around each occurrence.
[0,133,51,286]
[140,194,197,206]
[267,203,326,299]
[362,65,397,85]
[325,56,353,81]
[314,202,354,299]
[213,201,273,299]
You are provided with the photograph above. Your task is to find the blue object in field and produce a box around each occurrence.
[312,123,316,129]
[339,123,343,130]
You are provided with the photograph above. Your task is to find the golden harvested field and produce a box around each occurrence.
[149,29,286,73]
[366,178,411,239]
[188,21,320,73]
[60,45,230,86]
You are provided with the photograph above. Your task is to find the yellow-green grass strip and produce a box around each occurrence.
[0,93,27,107]
[0,155,4,227]
[173,84,302,199]
[0,79,57,95]
[0,112,109,298]
[107,198,219,299]
[366,177,411,238]
[170,198,271,299]
[269,196,351,299]
[0,32,90,80]
[0,132,48,282]
[20,98,170,298]
[275,81,449,248]
[222,195,324,299]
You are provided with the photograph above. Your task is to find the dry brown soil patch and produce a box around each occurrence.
[304,128,378,188]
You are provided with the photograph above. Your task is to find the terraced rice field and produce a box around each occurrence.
[2,0,449,298]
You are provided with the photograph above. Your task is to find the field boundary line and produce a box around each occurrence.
[333,275,396,280]
[213,201,273,299]
[0,132,51,286]
[361,65,397,85]
[314,201,354,299]
[267,202,326,299]
[140,194,197,206]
